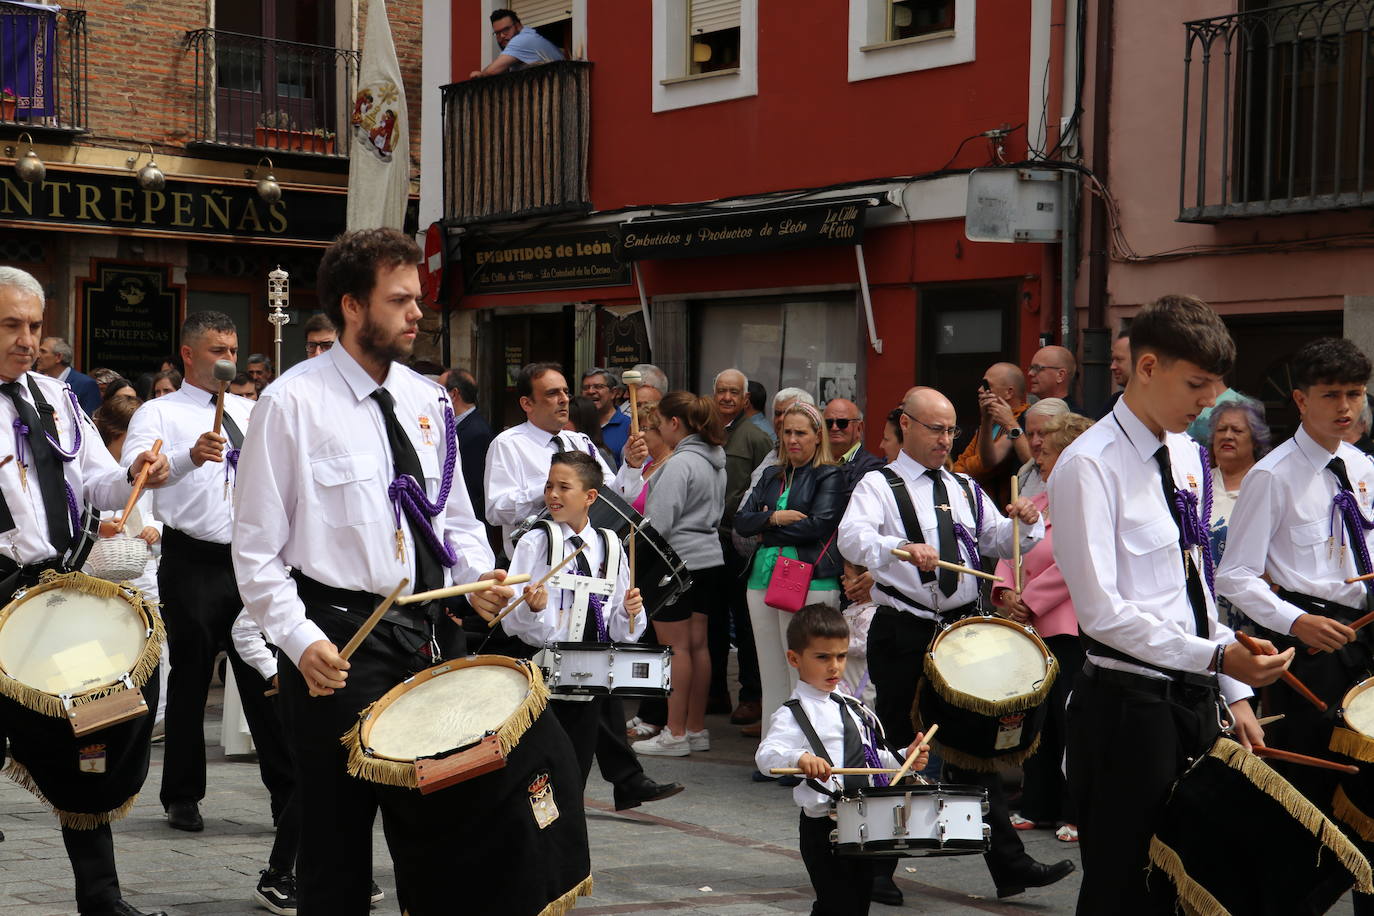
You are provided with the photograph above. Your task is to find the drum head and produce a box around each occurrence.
[0,586,147,696]
[1345,680,1374,737]
[367,662,532,762]
[929,619,1049,702]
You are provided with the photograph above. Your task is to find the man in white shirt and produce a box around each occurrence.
[232,229,515,913]
[839,384,1067,905]
[1216,336,1374,907]
[122,311,290,838]
[1051,295,1292,912]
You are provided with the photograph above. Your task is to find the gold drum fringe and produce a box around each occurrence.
[1335,784,1374,843]
[537,874,593,916]
[911,677,1047,773]
[4,759,139,829]
[921,647,1059,718]
[1331,726,1374,764]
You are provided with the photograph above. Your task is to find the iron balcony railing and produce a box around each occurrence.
[443,60,591,226]
[1181,0,1374,221]
[186,29,358,157]
[0,3,87,132]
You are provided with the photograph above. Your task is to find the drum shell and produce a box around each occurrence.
[542,642,672,698]
[916,678,1050,771]
[833,783,989,858]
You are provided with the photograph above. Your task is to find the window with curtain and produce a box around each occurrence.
[688,0,740,74]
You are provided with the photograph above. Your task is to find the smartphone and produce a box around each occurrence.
[980,378,991,392]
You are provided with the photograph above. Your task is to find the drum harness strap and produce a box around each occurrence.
[877,467,981,617]
[782,698,842,799]
[784,696,898,798]
[539,520,620,643]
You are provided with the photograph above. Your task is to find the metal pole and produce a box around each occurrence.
[267,266,289,376]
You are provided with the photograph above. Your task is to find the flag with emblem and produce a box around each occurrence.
[346,0,408,231]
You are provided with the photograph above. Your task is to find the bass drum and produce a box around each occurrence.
[512,488,691,618]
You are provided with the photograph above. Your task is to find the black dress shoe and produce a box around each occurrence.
[613,775,684,811]
[106,899,169,916]
[996,858,1076,899]
[871,874,904,906]
[166,800,203,832]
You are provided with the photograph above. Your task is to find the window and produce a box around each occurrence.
[887,0,954,41]
[688,0,740,75]
[511,0,574,59]
[652,0,757,112]
[847,0,974,83]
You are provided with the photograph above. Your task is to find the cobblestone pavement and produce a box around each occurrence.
[0,686,1357,915]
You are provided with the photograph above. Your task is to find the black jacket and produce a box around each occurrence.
[841,448,885,492]
[734,463,845,578]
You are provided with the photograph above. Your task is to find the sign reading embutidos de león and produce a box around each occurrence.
[461,226,630,294]
[79,262,182,381]
[614,197,880,262]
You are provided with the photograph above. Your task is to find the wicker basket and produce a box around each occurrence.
[83,535,150,583]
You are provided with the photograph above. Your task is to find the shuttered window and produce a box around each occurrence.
[689,0,739,35]
[513,0,571,28]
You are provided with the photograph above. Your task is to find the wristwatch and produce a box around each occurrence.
[1007,426,1023,440]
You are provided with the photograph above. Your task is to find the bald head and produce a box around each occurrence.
[822,397,864,452]
[900,387,958,470]
[985,362,1026,405]
[1029,346,1076,399]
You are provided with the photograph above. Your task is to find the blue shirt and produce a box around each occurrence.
[601,409,631,469]
[747,411,776,443]
[502,28,565,68]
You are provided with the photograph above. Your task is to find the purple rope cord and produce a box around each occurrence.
[952,477,986,571]
[1168,445,1216,597]
[850,702,890,787]
[386,397,460,567]
[1333,489,1374,596]
[13,388,84,534]
[587,591,609,643]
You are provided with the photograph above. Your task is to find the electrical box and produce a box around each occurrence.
[965,168,1064,243]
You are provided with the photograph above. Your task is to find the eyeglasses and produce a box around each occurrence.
[902,409,961,440]
[824,418,856,430]
[582,383,610,391]
[306,340,334,353]
[1028,363,1063,375]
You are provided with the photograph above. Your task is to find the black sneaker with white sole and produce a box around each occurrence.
[254,868,298,916]
[370,880,384,905]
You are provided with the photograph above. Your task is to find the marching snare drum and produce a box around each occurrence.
[1332,677,1374,762]
[537,642,672,698]
[915,615,1057,771]
[832,783,989,858]
[0,570,163,735]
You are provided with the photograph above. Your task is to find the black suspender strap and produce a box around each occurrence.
[880,468,934,586]
[26,376,60,439]
[782,698,840,799]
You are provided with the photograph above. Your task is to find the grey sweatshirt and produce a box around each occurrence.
[645,433,727,570]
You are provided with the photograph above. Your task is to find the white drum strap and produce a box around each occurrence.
[544,521,617,641]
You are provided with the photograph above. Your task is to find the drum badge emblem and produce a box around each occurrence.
[994,713,1026,751]
[418,415,433,446]
[1186,474,1198,491]
[528,772,559,829]
[78,744,107,774]
[43,593,68,608]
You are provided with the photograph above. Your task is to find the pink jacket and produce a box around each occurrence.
[993,490,1078,639]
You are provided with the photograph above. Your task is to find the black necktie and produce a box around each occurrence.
[1329,457,1373,578]
[210,393,244,448]
[833,694,865,792]
[3,380,70,554]
[371,388,442,593]
[1155,446,1208,636]
[566,534,609,642]
[927,469,959,597]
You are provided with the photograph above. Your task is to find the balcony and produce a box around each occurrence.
[185,29,358,160]
[0,3,87,135]
[442,60,591,226]
[1181,0,1374,222]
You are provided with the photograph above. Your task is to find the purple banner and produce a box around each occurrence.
[0,2,56,118]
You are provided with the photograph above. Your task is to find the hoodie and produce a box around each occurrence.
[645,433,727,570]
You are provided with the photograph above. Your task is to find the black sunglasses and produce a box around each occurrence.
[824,418,854,430]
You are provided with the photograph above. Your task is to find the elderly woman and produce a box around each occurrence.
[993,412,1094,844]
[1015,397,1069,500]
[734,403,845,742]
[1207,393,1271,630]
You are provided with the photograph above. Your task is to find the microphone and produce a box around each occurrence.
[212,359,236,437]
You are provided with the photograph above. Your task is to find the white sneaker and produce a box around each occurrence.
[686,729,710,751]
[626,716,661,739]
[633,730,691,757]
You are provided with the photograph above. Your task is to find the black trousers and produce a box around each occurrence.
[552,697,602,785]
[1018,633,1085,825]
[800,810,873,916]
[709,544,761,704]
[158,530,292,816]
[229,652,302,873]
[865,608,1032,886]
[1066,666,1222,915]
[62,824,119,914]
[594,696,644,787]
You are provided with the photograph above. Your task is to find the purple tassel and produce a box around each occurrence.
[386,397,461,567]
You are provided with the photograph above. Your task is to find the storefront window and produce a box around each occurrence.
[693,295,859,407]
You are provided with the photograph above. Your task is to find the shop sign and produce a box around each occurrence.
[462,226,630,294]
[78,262,182,381]
[614,196,881,262]
[0,166,347,245]
[600,312,650,372]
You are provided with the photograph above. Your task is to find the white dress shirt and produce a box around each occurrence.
[837,450,1043,617]
[502,519,643,648]
[484,420,642,555]
[231,345,494,667]
[231,610,278,681]
[0,372,130,565]
[122,382,256,544]
[1050,397,1248,703]
[755,681,900,817]
[1216,426,1374,632]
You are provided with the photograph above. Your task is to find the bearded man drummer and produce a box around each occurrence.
[0,266,170,916]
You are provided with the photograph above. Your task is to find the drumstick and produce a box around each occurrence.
[0,454,12,471]
[1256,714,1285,727]
[623,369,642,437]
[1306,609,1374,655]
[114,439,162,534]
[889,548,1003,583]
[393,573,531,606]
[891,723,939,785]
[628,522,638,593]
[1346,571,1374,583]
[486,545,587,628]
[1010,477,1022,593]
[339,579,410,661]
[211,359,236,436]
[1234,631,1327,712]
[1252,745,1359,774]
[769,767,901,775]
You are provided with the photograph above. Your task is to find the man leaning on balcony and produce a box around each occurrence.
[469,7,565,78]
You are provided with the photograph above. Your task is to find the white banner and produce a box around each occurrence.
[346,0,409,231]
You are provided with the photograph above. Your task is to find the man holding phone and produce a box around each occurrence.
[951,362,1030,506]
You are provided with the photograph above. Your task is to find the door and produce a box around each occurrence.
[1224,312,1344,446]
[489,309,575,431]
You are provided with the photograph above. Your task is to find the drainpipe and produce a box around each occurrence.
[1083,0,1114,416]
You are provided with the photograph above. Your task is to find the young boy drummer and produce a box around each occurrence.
[1050,294,1292,913]
[503,450,646,783]
[1216,337,1374,910]
[756,604,930,916]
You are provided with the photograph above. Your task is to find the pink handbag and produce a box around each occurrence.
[763,532,836,613]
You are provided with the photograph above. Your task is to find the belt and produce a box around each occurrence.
[1275,587,1364,623]
[291,569,431,634]
[1081,660,1220,703]
[0,555,62,594]
[876,602,974,621]
[162,526,232,561]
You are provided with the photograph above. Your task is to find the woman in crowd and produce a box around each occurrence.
[993,412,1094,844]
[1015,398,1069,500]
[152,368,182,399]
[101,376,138,406]
[1206,393,1270,631]
[733,402,845,743]
[627,402,674,741]
[633,393,728,757]
[880,406,903,463]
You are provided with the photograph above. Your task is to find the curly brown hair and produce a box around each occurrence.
[316,228,421,331]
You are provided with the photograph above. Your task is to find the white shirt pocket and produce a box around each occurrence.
[312,454,378,528]
[1288,518,1330,569]
[1120,517,1181,597]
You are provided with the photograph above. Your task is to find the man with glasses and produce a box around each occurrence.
[839,386,1073,905]
[581,367,630,468]
[952,362,1030,507]
[303,313,336,359]
[468,8,564,79]
[823,397,883,491]
[1028,345,1079,412]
